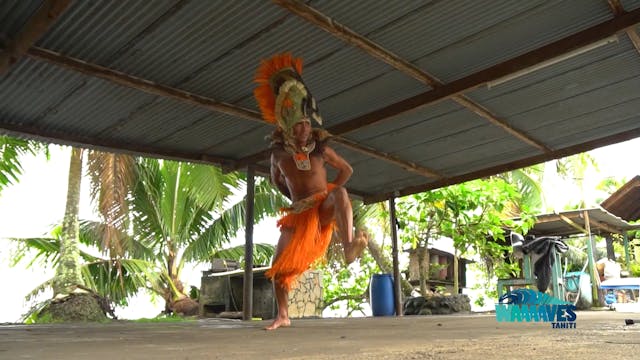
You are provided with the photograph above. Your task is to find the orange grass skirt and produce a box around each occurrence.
[265,184,336,292]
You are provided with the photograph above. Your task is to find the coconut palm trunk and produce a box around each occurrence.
[52,147,85,295]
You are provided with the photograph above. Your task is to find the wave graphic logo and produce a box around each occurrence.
[495,289,577,329]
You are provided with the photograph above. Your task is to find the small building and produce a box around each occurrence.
[199,259,323,320]
[406,247,471,294]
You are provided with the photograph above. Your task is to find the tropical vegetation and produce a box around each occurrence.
[10,145,287,320]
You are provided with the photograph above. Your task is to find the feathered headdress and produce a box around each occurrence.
[254,53,322,136]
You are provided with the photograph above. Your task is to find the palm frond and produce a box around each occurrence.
[131,159,170,248]
[9,237,61,267]
[182,162,239,209]
[10,234,110,268]
[81,258,158,305]
[87,151,137,257]
[211,243,276,267]
[24,278,54,302]
[0,135,48,195]
[79,220,155,260]
[181,179,287,263]
[352,200,383,230]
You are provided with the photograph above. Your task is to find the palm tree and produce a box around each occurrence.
[52,147,85,296]
[14,147,111,322]
[549,152,599,210]
[496,165,545,216]
[122,158,288,313]
[0,135,48,195]
[11,221,158,310]
[12,153,288,317]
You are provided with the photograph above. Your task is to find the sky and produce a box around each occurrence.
[1,137,640,322]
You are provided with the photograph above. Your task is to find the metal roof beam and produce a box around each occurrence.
[324,7,640,136]
[0,0,72,74]
[364,127,640,204]
[274,0,551,153]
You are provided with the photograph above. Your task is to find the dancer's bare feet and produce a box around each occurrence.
[344,229,369,264]
[265,316,291,330]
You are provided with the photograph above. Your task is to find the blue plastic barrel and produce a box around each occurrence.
[370,273,395,316]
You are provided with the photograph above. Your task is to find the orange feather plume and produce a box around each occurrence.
[253,53,303,124]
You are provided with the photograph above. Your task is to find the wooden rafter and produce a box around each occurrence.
[331,137,443,178]
[0,120,233,167]
[0,0,72,74]
[323,7,640,136]
[581,217,622,235]
[274,0,551,153]
[557,213,588,234]
[1,120,377,199]
[28,47,264,122]
[232,135,442,179]
[608,0,640,53]
[365,127,640,204]
[534,211,626,235]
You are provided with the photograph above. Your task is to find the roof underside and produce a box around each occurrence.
[3,0,640,203]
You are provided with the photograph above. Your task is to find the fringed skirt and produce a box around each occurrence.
[265,184,336,292]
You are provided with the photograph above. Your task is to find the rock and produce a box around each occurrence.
[402,294,471,316]
[419,308,432,315]
[173,297,199,316]
[40,293,108,322]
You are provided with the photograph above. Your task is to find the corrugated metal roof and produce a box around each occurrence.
[601,175,640,222]
[0,0,41,37]
[2,0,640,203]
[529,208,640,237]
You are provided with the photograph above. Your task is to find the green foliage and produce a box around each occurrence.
[630,262,640,277]
[10,157,287,312]
[321,248,380,316]
[210,243,276,267]
[429,263,448,279]
[25,311,57,324]
[0,135,49,196]
[396,178,536,278]
[497,166,545,213]
[320,199,386,316]
[189,286,199,300]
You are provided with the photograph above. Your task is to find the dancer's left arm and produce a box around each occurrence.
[323,146,353,187]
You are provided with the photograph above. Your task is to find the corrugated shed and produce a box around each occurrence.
[530,208,640,237]
[2,0,640,202]
[601,176,640,222]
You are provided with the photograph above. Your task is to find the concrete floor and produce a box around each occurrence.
[1,311,639,359]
